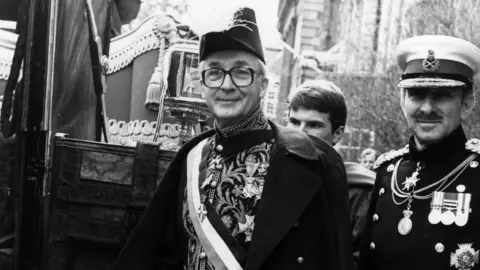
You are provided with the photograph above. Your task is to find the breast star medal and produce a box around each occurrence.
[402,171,420,191]
[398,209,413,235]
[450,243,479,270]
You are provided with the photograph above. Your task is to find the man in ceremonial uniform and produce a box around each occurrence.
[359,35,480,270]
[111,7,352,270]
[287,80,375,268]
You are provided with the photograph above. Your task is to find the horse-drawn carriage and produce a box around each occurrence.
[0,0,211,269]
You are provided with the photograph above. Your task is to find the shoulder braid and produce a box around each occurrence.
[373,144,409,170]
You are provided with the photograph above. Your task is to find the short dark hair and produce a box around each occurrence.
[288,80,347,132]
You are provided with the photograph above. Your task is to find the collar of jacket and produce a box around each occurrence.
[178,121,319,161]
[408,124,467,165]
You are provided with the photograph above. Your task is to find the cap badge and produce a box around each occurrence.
[450,243,479,270]
[422,49,441,72]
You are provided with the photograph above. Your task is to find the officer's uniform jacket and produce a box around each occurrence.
[359,126,480,270]
[111,110,353,270]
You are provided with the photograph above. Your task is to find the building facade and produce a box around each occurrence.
[276,0,419,159]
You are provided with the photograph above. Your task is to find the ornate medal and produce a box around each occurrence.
[197,203,208,222]
[442,195,459,226]
[455,212,469,227]
[428,209,442,225]
[442,209,456,226]
[398,210,413,235]
[429,191,444,225]
[402,171,420,191]
[450,243,479,270]
[455,193,472,227]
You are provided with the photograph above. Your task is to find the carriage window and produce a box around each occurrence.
[167,51,202,99]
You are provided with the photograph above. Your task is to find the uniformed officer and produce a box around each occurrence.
[359,35,480,270]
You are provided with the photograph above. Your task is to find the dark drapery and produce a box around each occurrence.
[51,0,112,140]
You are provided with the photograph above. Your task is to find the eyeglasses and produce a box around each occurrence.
[201,67,256,88]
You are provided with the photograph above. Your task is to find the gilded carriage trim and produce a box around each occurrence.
[107,15,164,75]
[107,119,181,150]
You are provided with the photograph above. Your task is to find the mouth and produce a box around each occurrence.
[216,99,239,103]
[415,118,442,124]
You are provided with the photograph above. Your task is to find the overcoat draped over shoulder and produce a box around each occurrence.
[111,122,353,270]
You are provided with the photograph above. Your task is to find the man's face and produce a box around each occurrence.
[201,50,268,127]
[360,154,376,170]
[287,108,343,145]
[401,87,470,148]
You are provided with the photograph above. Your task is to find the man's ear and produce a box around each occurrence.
[259,77,269,98]
[332,126,345,145]
[461,90,475,120]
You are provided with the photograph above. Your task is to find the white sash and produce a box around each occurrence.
[186,139,243,270]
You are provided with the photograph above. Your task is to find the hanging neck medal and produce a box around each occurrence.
[397,162,423,235]
[391,160,425,236]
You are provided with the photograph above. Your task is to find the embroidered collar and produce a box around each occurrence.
[214,106,270,138]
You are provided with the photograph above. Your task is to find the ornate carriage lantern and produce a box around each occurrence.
[153,40,212,145]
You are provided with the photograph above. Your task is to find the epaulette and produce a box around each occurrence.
[373,145,409,170]
[466,138,480,154]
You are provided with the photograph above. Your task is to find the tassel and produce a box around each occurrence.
[145,37,166,111]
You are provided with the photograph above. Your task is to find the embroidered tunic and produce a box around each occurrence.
[183,108,275,270]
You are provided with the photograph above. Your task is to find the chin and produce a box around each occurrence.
[413,129,446,146]
[211,107,242,122]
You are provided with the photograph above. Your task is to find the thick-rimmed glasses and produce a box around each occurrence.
[201,67,256,88]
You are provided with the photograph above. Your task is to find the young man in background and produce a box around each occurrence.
[287,79,375,269]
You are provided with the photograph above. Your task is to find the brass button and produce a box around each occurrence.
[387,164,395,172]
[470,161,478,168]
[297,257,304,264]
[379,188,385,197]
[456,185,466,193]
[373,214,379,222]
[199,252,207,259]
[210,180,218,188]
[216,144,223,152]
[435,243,444,253]
[370,242,375,250]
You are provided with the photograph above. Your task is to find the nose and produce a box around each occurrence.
[419,96,435,113]
[220,73,235,90]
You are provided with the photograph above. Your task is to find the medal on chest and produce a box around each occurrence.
[390,152,477,236]
[428,190,472,227]
[391,161,424,236]
[398,209,413,235]
[450,243,479,270]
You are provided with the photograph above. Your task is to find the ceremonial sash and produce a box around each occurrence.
[186,139,243,270]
